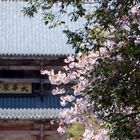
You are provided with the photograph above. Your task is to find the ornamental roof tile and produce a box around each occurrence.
[0,94,70,119]
[0,108,66,119]
[0,94,69,109]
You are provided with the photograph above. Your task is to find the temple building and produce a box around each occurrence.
[0,1,80,140]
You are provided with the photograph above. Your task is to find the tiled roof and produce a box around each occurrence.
[0,94,70,119]
[0,108,65,119]
[0,1,83,56]
[0,94,67,109]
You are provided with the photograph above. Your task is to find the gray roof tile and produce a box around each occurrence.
[0,94,71,119]
[0,108,66,119]
[0,1,83,56]
[0,94,70,109]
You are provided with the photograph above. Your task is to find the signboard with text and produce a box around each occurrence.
[0,83,32,94]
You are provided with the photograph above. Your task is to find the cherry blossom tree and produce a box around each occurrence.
[24,0,140,139]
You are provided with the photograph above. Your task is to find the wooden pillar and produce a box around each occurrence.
[40,123,44,140]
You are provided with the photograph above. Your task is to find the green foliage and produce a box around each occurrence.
[66,124,85,139]
[24,0,140,139]
[87,42,140,138]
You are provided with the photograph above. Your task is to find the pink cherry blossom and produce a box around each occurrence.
[93,129,109,140]
[131,4,140,14]
[57,126,66,134]
[83,128,94,140]
[52,87,65,95]
[41,5,139,138]
[64,55,75,63]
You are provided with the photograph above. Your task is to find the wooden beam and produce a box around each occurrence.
[0,130,56,136]
[0,55,67,60]
[0,131,39,136]
[0,78,50,83]
[0,66,41,70]
[0,66,63,70]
